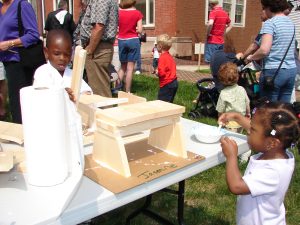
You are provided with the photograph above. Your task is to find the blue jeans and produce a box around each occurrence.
[204,43,223,63]
[118,38,140,62]
[259,68,297,103]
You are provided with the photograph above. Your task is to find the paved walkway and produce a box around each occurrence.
[139,57,300,101]
[140,58,211,83]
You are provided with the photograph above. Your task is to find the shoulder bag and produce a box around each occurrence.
[139,32,147,43]
[262,28,295,91]
[17,0,46,69]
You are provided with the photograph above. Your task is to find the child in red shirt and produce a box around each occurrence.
[156,34,178,103]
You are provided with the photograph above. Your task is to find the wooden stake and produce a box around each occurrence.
[71,46,87,107]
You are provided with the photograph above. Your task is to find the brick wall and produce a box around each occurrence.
[145,1,177,37]
[41,0,262,56]
[144,0,262,55]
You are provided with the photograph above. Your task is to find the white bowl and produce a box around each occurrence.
[193,126,225,143]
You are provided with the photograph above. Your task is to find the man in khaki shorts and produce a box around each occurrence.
[74,0,118,97]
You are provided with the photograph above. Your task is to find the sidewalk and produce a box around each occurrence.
[139,57,300,101]
[140,58,211,83]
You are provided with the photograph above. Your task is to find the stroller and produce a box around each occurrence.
[188,62,261,119]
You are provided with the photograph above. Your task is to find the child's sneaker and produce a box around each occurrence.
[134,70,141,75]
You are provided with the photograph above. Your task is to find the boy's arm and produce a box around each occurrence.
[157,55,166,77]
[220,137,250,195]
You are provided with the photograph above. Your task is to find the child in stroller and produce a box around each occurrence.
[188,59,260,119]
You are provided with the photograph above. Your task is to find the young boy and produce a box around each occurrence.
[156,34,178,103]
[216,62,250,127]
[33,29,92,101]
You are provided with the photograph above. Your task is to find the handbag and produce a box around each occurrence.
[139,32,147,42]
[17,0,46,69]
[262,28,295,91]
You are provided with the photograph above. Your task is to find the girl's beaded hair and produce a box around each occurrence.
[255,102,300,150]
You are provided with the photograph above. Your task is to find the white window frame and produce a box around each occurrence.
[131,0,155,27]
[52,0,73,14]
[205,0,247,27]
[144,0,155,27]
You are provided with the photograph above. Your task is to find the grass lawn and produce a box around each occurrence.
[92,74,300,225]
[196,68,211,74]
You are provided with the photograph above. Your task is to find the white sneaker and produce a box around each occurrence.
[134,70,141,75]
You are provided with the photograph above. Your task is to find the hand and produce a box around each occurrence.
[0,41,10,51]
[85,47,94,59]
[255,71,261,82]
[246,54,253,62]
[235,52,244,60]
[82,91,92,95]
[220,136,238,158]
[218,112,237,126]
[65,88,76,102]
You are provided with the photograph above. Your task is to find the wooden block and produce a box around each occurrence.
[93,128,131,177]
[71,46,87,106]
[96,114,180,137]
[0,151,14,172]
[148,120,187,158]
[78,94,128,128]
[92,100,186,177]
[96,100,185,127]
[117,91,146,106]
[79,94,128,108]
[0,121,24,144]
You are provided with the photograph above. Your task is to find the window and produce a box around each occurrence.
[53,0,74,14]
[205,0,246,27]
[135,0,155,27]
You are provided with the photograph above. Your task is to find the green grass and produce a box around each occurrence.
[92,74,300,225]
[196,68,211,74]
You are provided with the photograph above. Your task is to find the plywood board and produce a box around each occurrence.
[84,139,204,193]
[0,121,24,144]
[96,100,185,127]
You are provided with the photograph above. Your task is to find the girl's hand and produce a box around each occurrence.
[65,88,76,102]
[220,136,238,158]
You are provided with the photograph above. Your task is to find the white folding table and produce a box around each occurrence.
[0,118,249,225]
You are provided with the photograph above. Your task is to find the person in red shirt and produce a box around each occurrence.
[155,34,178,103]
[117,0,143,93]
[205,0,232,64]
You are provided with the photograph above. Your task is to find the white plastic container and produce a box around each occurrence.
[193,126,225,143]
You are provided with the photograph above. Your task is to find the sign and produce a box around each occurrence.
[194,43,205,54]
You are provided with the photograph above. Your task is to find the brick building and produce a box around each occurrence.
[31,0,263,58]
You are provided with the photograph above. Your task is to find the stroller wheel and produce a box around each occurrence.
[194,110,203,118]
[188,111,198,119]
